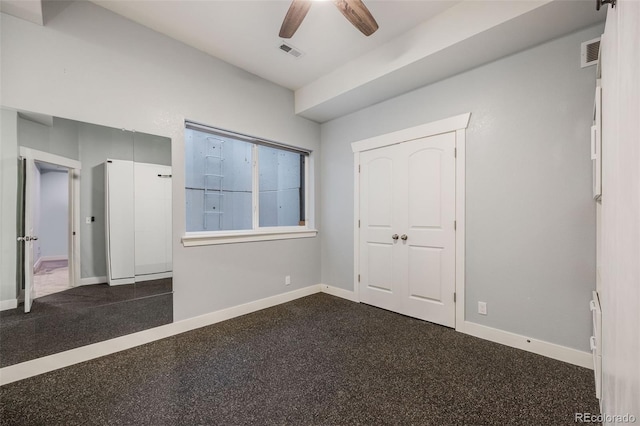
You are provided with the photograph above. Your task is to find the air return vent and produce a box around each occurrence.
[279,42,303,59]
[581,37,601,68]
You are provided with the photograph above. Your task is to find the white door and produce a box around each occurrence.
[359,132,456,327]
[105,160,136,285]
[134,162,172,276]
[22,158,38,313]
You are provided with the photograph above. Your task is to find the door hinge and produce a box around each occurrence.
[454,148,457,158]
[454,292,456,302]
[72,231,76,236]
[358,274,361,283]
[358,165,361,173]
[358,220,360,228]
[454,220,457,230]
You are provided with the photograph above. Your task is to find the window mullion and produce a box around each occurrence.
[252,144,259,230]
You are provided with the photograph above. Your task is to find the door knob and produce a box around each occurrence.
[401,234,408,241]
[392,234,399,241]
[32,236,38,241]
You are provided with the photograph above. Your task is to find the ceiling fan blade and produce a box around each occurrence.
[333,0,379,37]
[279,0,312,39]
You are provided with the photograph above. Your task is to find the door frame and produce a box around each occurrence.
[19,147,82,291]
[351,113,470,330]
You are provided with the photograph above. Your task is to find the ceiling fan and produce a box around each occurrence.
[279,0,379,39]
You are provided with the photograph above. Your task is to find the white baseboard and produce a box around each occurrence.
[458,321,592,369]
[79,276,107,286]
[0,284,323,386]
[0,299,18,312]
[39,255,68,262]
[135,272,173,282]
[319,284,358,302]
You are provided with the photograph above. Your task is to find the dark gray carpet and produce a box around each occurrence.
[0,279,173,367]
[0,293,599,425]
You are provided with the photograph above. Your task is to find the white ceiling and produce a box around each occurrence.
[91,0,460,91]
[4,1,603,122]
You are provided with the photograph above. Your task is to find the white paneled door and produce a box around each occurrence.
[359,132,456,327]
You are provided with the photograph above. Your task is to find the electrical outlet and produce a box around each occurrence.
[285,275,291,286]
[478,301,487,315]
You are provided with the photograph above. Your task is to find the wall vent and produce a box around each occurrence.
[581,37,601,68]
[279,42,303,59]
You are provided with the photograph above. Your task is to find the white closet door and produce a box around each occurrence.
[359,132,456,327]
[400,133,456,326]
[134,163,172,276]
[359,144,401,313]
[106,160,135,285]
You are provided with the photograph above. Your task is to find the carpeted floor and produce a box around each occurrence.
[0,293,599,425]
[0,279,173,367]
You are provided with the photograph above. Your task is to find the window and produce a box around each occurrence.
[183,122,315,246]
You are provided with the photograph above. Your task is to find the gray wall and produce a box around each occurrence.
[39,170,68,259]
[0,109,19,303]
[320,24,603,352]
[18,115,79,160]
[0,1,321,319]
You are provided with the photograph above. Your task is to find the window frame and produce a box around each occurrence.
[181,121,317,247]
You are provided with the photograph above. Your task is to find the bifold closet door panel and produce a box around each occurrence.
[358,144,402,313]
[134,162,172,275]
[106,160,135,283]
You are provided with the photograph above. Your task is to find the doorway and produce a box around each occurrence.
[18,147,81,313]
[32,162,70,298]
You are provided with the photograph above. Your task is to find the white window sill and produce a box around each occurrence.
[181,228,318,247]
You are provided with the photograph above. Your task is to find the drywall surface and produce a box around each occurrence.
[39,170,68,259]
[0,109,19,303]
[320,24,603,352]
[599,0,640,419]
[1,1,320,320]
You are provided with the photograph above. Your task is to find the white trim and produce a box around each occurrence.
[34,256,67,273]
[0,284,322,386]
[19,147,81,289]
[70,168,81,287]
[319,284,358,302]
[37,255,68,262]
[353,152,361,304]
[0,299,18,311]
[135,272,173,282]
[109,277,135,286]
[78,276,107,286]
[351,113,471,153]
[454,129,466,331]
[352,113,470,329]
[19,147,82,170]
[458,321,592,369]
[182,228,318,247]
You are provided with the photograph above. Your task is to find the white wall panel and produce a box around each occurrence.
[600,0,640,418]
[105,160,135,284]
[134,163,172,276]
